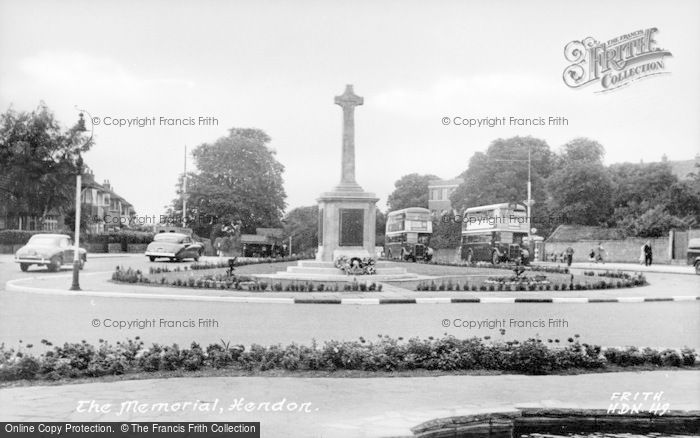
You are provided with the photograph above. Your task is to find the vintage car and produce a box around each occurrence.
[14,233,87,272]
[145,232,204,262]
[688,238,700,275]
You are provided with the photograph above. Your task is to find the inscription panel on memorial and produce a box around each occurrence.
[339,208,364,246]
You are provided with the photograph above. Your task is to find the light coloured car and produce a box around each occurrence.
[14,234,87,272]
[145,232,203,262]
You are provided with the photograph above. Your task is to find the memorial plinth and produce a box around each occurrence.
[315,189,378,262]
[316,85,378,262]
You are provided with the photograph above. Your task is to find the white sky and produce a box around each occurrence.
[1,0,699,217]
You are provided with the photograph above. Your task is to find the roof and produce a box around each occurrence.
[387,207,431,216]
[240,234,274,244]
[29,234,70,239]
[464,203,525,213]
[428,178,464,187]
[155,232,188,238]
[255,228,283,238]
[546,225,627,242]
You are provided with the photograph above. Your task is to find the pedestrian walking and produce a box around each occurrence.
[644,240,653,266]
[596,243,605,263]
[565,246,574,267]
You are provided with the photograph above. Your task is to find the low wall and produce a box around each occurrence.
[433,247,460,264]
[411,408,700,437]
[0,244,24,254]
[84,243,107,253]
[126,243,148,253]
[545,237,670,264]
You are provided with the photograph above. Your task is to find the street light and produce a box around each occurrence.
[70,110,94,291]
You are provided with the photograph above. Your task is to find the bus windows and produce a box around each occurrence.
[499,232,513,244]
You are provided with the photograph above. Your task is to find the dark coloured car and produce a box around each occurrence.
[145,232,203,262]
[688,238,700,275]
[14,234,87,272]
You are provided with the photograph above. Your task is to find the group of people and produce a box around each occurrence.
[588,244,606,263]
[560,241,653,266]
[549,247,576,266]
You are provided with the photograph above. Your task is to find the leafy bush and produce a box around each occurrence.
[0,230,45,245]
[0,336,694,382]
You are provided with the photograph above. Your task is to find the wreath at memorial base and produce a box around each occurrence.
[334,256,377,275]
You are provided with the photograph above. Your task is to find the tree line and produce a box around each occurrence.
[387,136,700,239]
[3,105,697,252]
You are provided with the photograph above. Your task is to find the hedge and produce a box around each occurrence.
[0,336,695,381]
[0,230,154,246]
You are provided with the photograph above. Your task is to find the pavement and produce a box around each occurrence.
[3,253,695,274]
[1,371,697,437]
[536,260,697,275]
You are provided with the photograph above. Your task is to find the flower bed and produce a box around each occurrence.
[583,270,641,279]
[145,256,304,274]
[1,335,695,382]
[112,267,383,292]
[425,259,570,274]
[415,271,646,292]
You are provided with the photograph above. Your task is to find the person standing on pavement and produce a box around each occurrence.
[565,246,574,267]
[643,240,653,266]
[596,243,606,263]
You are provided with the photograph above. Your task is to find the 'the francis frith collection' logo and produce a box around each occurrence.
[563,28,672,92]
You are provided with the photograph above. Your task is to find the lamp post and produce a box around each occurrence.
[70,111,94,291]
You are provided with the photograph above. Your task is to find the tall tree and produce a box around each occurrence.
[609,162,678,209]
[451,136,553,210]
[616,204,689,238]
[608,161,699,233]
[547,139,615,226]
[173,128,286,235]
[450,136,554,233]
[386,173,437,211]
[0,103,91,228]
[282,205,318,255]
[556,137,605,165]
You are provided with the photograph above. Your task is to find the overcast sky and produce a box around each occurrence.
[1,0,699,218]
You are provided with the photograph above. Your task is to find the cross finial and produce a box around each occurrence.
[334,84,363,190]
[335,84,363,109]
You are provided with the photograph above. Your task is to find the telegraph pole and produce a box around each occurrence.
[491,142,534,240]
[527,144,532,242]
[182,145,187,228]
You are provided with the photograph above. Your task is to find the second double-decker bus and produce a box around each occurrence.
[460,203,530,265]
[385,207,433,262]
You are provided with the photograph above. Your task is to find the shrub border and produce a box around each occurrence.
[1,335,696,382]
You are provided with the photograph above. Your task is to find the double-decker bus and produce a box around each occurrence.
[385,207,433,262]
[460,203,530,265]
